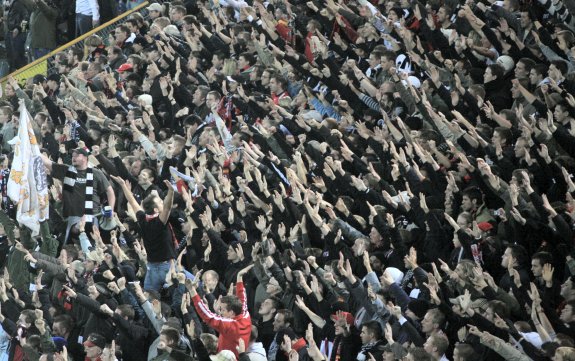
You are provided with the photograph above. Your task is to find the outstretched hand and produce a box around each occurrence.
[110,175,127,188]
[237,264,254,282]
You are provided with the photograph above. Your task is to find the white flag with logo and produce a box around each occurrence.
[7,101,50,236]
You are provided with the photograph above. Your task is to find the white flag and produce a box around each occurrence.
[7,101,50,236]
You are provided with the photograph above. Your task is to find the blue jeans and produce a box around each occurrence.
[32,48,51,61]
[126,0,145,10]
[75,14,93,37]
[144,261,171,291]
[6,31,27,71]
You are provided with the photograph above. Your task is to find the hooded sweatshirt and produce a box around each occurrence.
[246,342,267,361]
[192,281,252,358]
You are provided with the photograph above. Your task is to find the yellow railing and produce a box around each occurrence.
[0,1,150,84]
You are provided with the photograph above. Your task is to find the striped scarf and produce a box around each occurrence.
[66,121,80,142]
[0,168,11,211]
[63,166,94,222]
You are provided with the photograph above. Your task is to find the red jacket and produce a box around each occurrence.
[193,281,251,358]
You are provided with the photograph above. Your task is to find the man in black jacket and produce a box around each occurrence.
[62,283,118,341]
[4,0,30,71]
[52,314,85,361]
[99,303,152,361]
[357,321,386,361]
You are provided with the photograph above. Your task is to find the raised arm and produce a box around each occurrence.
[159,180,175,224]
[41,154,53,173]
[110,175,143,213]
[236,264,254,316]
[106,185,116,212]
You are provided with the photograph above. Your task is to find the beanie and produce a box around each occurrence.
[404,116,423,130]
[407,299,430,319]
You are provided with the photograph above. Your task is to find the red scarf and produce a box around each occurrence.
[305,32,314,63]
[276,20,294,44]
[292,338,307,352]
[13,345,24,361]
[271,91,288,105]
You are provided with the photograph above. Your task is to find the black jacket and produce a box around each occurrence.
[5,0,31,32]
[112,313,152,361]
[73,293,118,341]
[484,77,512,112]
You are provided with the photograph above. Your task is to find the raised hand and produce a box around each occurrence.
[404,247,418,269]
[237,338,246,354]
[110,175,128,192]
[186,269,203,296]
[294,295,308,310]
[62,285,77,298]
[100,304,114,316]
[459,289,472,313]
[424,279,441,305]
[281,334,292,352]
[237,264,254,282]
[186,320,196,339]
[527,282,541,306]
[419,193,429,213]
[509,207,526,225]
[562,167,575,193]
[431,262,443,284]
[541,194,558,217]
[107,281,120,294]
[457,326,468,342]
[542,263,554,287]
[35,314,46,335]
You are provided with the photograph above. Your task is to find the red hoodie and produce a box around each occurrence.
[193,281,252,358]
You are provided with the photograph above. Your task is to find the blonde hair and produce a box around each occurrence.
[455,259,476,283]
[84,35,104,59]
[556,347,575,361]
[222,59,237,76]
[85,35,103,47]
[199,333,218,354]
[152,17,171,29]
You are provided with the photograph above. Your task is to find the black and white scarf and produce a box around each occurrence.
[0,168,13,212]
[357,341,377,361]
[63,166,94,222]
[65,120,81,143]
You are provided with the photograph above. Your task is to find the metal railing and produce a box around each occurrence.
[0,1,150,84]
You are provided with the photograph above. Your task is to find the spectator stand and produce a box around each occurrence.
[0,1,151,87]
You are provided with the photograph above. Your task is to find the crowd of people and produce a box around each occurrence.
[1,0,147,73]
[1,0,575,360]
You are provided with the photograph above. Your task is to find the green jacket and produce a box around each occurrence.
[474,203,496,225]
[0,211,54,291]
[0,210,35,290]
[22,329,56,361]
[38,227,59,258]
[28,0,58,50]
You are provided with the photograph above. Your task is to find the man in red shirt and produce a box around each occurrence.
[190,264,254,357]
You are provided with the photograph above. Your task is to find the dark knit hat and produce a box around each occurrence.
[407,299,430,319]
[95,282,111,298]
[404,116,423,130]
[83,333,106,349]
[72,147,90,157]
[52,337,68,352]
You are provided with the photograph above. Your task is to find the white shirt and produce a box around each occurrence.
[76,0,100,21]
